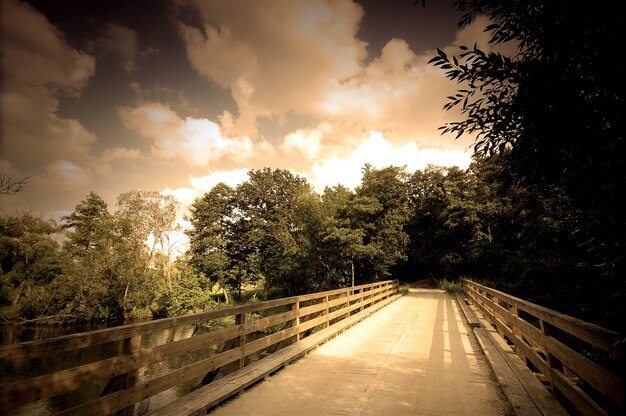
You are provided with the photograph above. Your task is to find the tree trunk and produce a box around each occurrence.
[263,277,273,301]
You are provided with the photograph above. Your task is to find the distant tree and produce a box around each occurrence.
[163,256,216,316]
[0,213,67,320]
[116,190,179,290]
[62,191,112,254]
[329,165,410,284]
[402,165,475,280]
[186,183,235,302]
[60,192,121,321]
[231,168,317,299]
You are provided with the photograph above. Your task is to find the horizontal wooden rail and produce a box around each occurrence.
[0,280,399,415]
[461,278,625,416]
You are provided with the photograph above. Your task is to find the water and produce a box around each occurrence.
[1,322,220,416]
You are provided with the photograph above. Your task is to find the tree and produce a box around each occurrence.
[231,168,317,299]
[329,165,411,284]
[60,192,121,321]
[0,174,29,195]
[186,183,235,302]
[0,213,67,320]
[116,190,180,291]
[428,0,625,329]
[62,191,112,254]
[402,165,473,280]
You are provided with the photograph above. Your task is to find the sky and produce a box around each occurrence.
[1,0,496,223]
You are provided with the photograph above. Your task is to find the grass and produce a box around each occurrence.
[399,284,410,295]
[435,278,462,293]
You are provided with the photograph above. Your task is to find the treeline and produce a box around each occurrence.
[1,158,623,332]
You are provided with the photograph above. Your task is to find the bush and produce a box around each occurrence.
[436,279,462,293]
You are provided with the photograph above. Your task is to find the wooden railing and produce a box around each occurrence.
[461,279,625,416]
[0,280,399,415]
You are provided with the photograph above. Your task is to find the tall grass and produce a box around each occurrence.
[436,279,462,293]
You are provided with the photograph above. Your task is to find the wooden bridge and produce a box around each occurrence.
[0,280,623,416]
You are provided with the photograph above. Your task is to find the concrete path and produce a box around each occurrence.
[208,289,508,415]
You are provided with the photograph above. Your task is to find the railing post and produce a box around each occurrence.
[540,320,560,399]
[509,303,522,354]
[294,299,301,342]
[104,333,141,416]
[236,313,246,369]
[325,295,330,328]
[359,287,365,312]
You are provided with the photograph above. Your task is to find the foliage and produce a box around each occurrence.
[1,156,623,333]
[187,168,326,300]
[163,260,216,316]
[0,213,67,320]
[1,190,185,324]
[426,0,625,332]
[435,279,462,294]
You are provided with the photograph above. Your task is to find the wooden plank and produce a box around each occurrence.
[473,327,543,416]
[0,325,241,413]
[498,337,569,416]
[454,293,480,328]
[57,348,243,416]
[146,293,401,416]
[551,369,609,416]
[463,279,625,416]
[545,336,624,409]
[298,301,328,318]
[242,327,299,357]
[243,310,297,334]
[327,296,349,309]
[296,313,328,334]
[0,305,274,360]
[0,281,397,360]
[462,280,625,359]
[456,291,566,416]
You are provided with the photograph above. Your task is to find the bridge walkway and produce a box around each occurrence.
[208,289,508,416]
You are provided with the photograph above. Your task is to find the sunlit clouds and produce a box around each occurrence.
[1,0,484,220]
[307,131,471,192]
[118,102,256,166]
[175,0,367,137]
[0,0,96,207]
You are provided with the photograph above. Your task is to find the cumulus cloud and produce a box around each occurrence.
[118,102,257,166]
[129,81,197,114]
[281,123,329,160]
[189,169,250,191]
[306,130,472,192]
[173,0,499,154]
[90,23,139,73]
[175,0,367,136]
[0,0,96,177]
[43,160,90,188]
[101,147,143,163]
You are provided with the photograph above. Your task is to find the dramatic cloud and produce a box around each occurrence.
[0,0,96,178]
[118,102,256,166]
[90,23,139,73]
[174,0,496,155]
[175,0,367,136]
[2,0,491,219]
[42,160,90,188]
[281,123,328,160]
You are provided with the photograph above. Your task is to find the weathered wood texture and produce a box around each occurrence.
[0,280,399,415]
[461,279,625,416]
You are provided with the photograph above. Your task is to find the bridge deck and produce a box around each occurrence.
[208,289,508,416]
